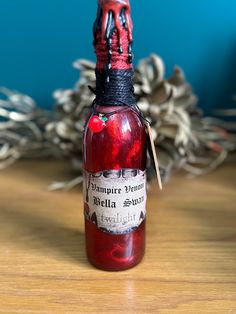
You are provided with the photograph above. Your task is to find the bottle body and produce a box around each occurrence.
[83,105,147,271]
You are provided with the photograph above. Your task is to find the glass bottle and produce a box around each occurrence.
[83,0,147,271]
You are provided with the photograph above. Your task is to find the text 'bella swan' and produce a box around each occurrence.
[90,182,145,208]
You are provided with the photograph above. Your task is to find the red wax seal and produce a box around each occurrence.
[88,115,106,133]
[99,0,133,44]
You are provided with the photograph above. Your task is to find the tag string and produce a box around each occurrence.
[146,124,163,190]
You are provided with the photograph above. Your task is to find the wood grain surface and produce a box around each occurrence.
[0,160,235,313]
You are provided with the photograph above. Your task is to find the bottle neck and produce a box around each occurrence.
[95,68,136,107]
[94,1,133,71]
[95,29,132,71]
[93,2,135,107]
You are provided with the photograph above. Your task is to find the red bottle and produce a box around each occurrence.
[83,0,147,271]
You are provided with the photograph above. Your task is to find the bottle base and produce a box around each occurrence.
[85,220,146,272]
[87,252,145,272]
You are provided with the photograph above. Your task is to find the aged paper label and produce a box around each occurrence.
[84,169,147,234]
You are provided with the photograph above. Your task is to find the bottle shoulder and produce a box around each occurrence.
[83,106,147,172]
[84,105,146,131]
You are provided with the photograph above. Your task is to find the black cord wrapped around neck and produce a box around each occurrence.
[95,69,136,107]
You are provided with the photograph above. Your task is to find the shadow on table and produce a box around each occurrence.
[0,206,89,266]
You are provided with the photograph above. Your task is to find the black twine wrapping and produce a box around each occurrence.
[95,69,136,107]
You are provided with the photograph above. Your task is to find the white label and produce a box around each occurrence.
[83,169,147,234]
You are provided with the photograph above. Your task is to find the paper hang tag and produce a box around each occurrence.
[146,123,163,190]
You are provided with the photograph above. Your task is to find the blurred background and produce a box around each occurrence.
[0,0,236,112]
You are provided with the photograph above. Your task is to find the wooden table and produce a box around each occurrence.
[0,161,235,313]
